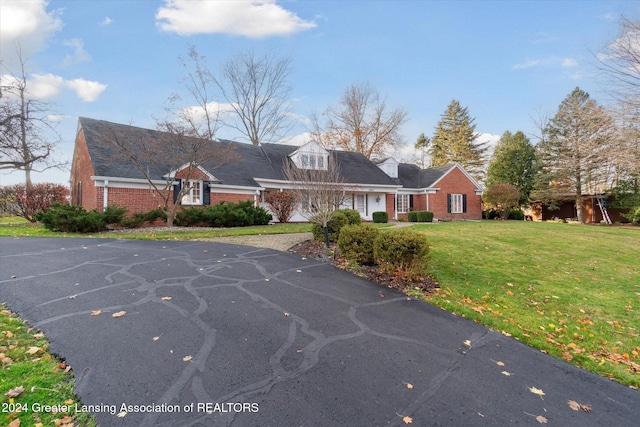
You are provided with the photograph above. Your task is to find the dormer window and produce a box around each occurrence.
[301,152,325,169]
[386,164,398,178]
[377,157,398,178]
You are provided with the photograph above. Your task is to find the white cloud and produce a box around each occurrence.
[562,58,578,68]
[100,16,113,26]
[512,59,541,70]
[0,0,63,61]
[155,0,316,38]
[29,73,65,99]
[64,78,107,102]
[62,38,91,67]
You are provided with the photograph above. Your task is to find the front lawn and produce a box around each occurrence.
[412,221,639,388]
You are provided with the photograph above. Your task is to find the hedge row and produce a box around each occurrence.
[407,210,434,222]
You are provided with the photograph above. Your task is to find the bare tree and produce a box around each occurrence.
[596,17,640,104]
[206,49,293,145]
[108,51,238,227]
[313,82,407,159]
[0,48,64,184]
[283,153,350,247]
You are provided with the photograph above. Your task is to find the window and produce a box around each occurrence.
[300,153,326,170]
[386,164,397,178]
[448,194,466,213]
[355,194,366,215]
[182,180,202,205]
[397,194,410,213]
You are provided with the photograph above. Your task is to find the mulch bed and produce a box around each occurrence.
[288,239,440,296]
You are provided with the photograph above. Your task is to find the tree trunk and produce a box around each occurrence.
[323,226,330,248]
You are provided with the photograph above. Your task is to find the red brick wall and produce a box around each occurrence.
[210,193,254,205]
[430,167,482,220]
[385,194,395,219]
[70,129,98,211]
[103,187,169,214]
[429,168,482,221]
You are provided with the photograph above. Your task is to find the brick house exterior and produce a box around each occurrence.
[70,118,484,221]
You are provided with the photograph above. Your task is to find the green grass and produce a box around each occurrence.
[0,305,95,426]
[409,221,640,388]
[0,222,312,240]
[0,217,28,224]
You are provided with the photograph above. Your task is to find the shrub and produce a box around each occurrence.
[416,211,434,222]
[630,207,640,225]
[374,229,429,281]
[507,209,524,220]
[36,203,123,233]
[338,224,380,265]
[264,191,297,223]
[175,201,272,228]
[311,209,361,243]
[101,205,127,224]
[2,183,69,222]
[407,211,418,222]
[372,211,388,223]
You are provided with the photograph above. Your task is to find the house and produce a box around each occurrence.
[70,117,484,221]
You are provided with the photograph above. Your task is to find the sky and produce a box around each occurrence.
[1,0,638,186]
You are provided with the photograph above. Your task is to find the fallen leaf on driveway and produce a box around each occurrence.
[568,400,591,412]
[406,383,414,389]
[183,355,193,362]
[402,415,413,424]
[117,411,127,418]
[536,415,548,424]
[463,340,471,347]
[153,336,160,341]
[529,386,545,399]
[90,310,102,316]
[5,385,24,398]
[161,296,172,301]
[501,371,512,376]
[112,311,126,318]
[495,360,505,366]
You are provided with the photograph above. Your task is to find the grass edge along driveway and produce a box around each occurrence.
[412,221,639,389]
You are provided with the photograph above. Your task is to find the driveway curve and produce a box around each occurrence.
[0,237,637,426]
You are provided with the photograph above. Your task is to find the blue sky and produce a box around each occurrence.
[1,0,638,185]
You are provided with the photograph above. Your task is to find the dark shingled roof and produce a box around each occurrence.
[397,163,453,189]
[78,117,399,188]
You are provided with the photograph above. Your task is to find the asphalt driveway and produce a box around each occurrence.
[0,237,638,426]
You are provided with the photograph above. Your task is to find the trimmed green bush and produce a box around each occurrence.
[507,209,525,220]
[374,229,429,280]
[338,224,380,265]
[372,211,388,223]
[311,209,362,243]
[174,201,272,227]
[407,211,418,222]
[36,203,125,233]
[416,211,434,222]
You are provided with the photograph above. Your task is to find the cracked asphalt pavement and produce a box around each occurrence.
[0,237,638,426]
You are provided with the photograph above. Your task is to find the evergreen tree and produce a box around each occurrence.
[486,130,538,204]
[534,87,614,223]
[429,99,487,180]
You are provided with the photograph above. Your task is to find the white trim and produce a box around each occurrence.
[165,164,217,181]
[429,163,484,193]
[92,176,173,187]
[253,177,401,191]
[103,179,109,209]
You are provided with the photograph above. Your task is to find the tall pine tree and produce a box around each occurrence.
[486,130,538,204]
[534,87,614,223]
[429,100,487,180]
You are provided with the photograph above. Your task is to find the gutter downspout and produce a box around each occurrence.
[394,192,398,220]
[103,180,109,211]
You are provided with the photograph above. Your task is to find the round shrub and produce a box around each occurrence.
[407,211,418,222]
[311,211,348,243]
[340,208,362,226]
[337,224,380,265]
[372,211,388,223]
[374,229,429,280]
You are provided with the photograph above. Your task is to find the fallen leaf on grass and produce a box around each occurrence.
[26,346,41,355]
[567,400,592,412]
[529,386,545,399]
[112,311,126,318]
[7,419,20,427]
[90,310,102,316]
[5,385,24,398]
[4,330,13,338]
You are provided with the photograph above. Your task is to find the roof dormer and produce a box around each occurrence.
[375,157,399,178]
[289,141,329,170]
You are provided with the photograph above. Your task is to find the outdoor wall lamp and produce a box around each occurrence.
[376,196,381,203]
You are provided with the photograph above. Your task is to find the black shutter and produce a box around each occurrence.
[447,194,451,213]
[203,181,210,205]
[462,194,467,213]
[173,179,182,204]
[409,195,414,210]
